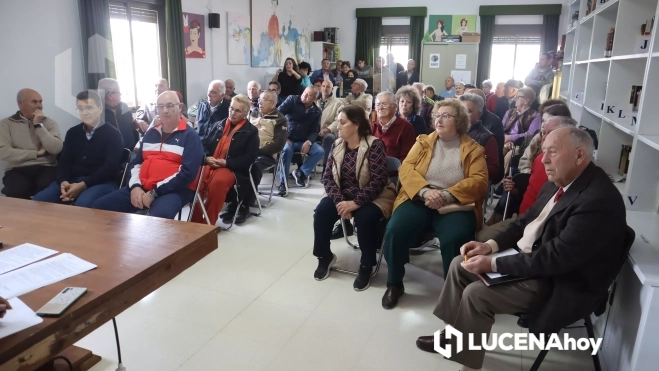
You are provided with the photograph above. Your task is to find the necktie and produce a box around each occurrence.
[554,188,564,202]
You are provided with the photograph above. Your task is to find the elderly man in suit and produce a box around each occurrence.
[414,127,628,371]
[344,78,373,118]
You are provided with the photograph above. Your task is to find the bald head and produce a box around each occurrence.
[466,88,486,102]
[17,88,43,119]
[156,91,182,128]
[542,127,593,187]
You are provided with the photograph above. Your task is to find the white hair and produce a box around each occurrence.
[482,79,493,89]
[376,91,396,105]
[247,80,261,90]
[459,93,484,112]
[354,78,368,91]
[98,78,120,97]
[208,79,226,94]
[568,127,595,160]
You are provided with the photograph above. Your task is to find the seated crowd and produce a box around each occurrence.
[0,51,631,371]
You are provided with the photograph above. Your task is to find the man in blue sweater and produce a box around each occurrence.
[33,90,124,207]
[278,86,322,195]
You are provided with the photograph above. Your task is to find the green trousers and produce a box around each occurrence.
[384,199,476,284]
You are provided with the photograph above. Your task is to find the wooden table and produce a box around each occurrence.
[0,197,219,370]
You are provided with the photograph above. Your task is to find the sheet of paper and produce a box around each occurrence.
[485,249,519,279]
[0,253,96,299]
[450,70,472,85]
[0,298,43,339]
[455,54,467,69]
[0,244,58,275]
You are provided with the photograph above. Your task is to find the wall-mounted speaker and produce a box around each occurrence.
[209,13,220,29]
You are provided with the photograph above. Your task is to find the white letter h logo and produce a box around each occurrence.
[434,325,463,358]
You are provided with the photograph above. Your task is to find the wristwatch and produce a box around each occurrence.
[34,123,43,129]
[421,189,429,199]
[149,189,158,199]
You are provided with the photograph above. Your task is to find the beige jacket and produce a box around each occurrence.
[317,96,344,134]
[0,112,63,171]
[326,135,397,218]
[344,93,373,117]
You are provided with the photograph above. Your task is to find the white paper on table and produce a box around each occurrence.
[450,70,472,85]
[455,54,467,69]
[0,298,43,339]
[0,244,58,275]
[0,253,97,299]
[485,249,520,279]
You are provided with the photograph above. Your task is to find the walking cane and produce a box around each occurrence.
[502,145,517,221]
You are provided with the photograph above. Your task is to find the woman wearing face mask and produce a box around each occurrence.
[395,86,427,137]
[313,105,396,291]
[33,90,124,207]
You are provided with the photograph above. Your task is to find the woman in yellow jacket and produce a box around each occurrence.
[382,99,489,310]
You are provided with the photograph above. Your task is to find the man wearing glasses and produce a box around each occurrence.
[247,90,288,201]
[371,91,416,162]
[33,90,124,207]
[92,91,204,219]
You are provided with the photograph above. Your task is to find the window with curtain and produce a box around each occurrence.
[489,24,542,83]
[379,25,409,66]
[110,1,166,108]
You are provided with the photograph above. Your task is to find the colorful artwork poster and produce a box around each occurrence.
[251,0,311,67]
[451,15,477,36]
[228,12,251,65]
[183,12,206,58]
[424,14,478,42]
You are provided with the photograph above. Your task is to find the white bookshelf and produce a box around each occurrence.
[562,2,659,370]
[562,0,659,214]
[309,42,341,71]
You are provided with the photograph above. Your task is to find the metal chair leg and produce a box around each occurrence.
[249,164,263,217]
[529,349,549,371]
[341,218,359,249]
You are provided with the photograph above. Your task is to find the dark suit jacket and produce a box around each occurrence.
[480,109,505,183]
[395,70,420,91]
[494,96,515,123]
[493,162,627,334]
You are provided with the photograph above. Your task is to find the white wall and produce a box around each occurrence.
[331,0,567,65]
[182,0,331,103]
[0,0,85,177]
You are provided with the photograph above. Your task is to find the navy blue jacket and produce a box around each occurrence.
[196,99,230,149]
[57,123,124,187]
[278,95,321,143]
[309,70,337,86]
[103,102,138,150]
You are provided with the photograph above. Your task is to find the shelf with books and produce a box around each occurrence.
[596,119,634,189]
[591,2,619,59]
[603,58,647,133]
[611,0,656,57]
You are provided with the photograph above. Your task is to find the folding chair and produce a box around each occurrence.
[176,163,211,225]
[516,226,635,371]
[248,154,283,215]
[331,156,401,278]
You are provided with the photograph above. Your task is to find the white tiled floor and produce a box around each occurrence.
[76,174,595,371]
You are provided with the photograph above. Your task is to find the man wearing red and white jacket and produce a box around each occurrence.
[93,92,204,219]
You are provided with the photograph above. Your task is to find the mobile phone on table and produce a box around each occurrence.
[36,287,87,317]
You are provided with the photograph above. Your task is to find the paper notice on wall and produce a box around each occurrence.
[455,54,467,69]
[429,54,440,68]
[451,70,472,85]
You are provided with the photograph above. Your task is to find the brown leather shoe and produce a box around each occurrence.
[416,331,449,353]
[381,285,404,309]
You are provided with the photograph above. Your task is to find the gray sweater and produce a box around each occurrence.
[418,135,464,202]
[0,112,63,171]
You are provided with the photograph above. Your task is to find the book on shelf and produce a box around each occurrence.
[629,85,642,113]
[619,145,632,176]
[605,27,615,58]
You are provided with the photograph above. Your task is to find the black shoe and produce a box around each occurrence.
[220,203,238,222]
[353,265,372,291]
[288,172,295,180]
[330,221,353,240]
[314,254,337,281]
[381,284,405,309]
[277,183,288,197]
[416,332,446,354]
[293,169,308,187]
[235,205,250,224]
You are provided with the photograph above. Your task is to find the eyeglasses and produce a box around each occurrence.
[109,91,121,96]
[76,105,98,113]
[229,107,244,114]
[375,102,392,108]
[258,98,273,103]
[156,103,179,111]
[431,113,456,121]
[208,90,220,96]
[515,95,528,100]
